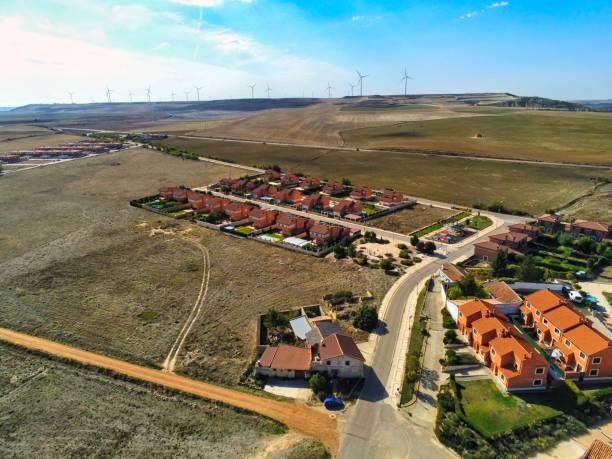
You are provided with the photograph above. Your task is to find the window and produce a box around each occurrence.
[554,327,560,335]
[536,310,541,316]
[564,339,571,347]
[491,348,496,356]
[535,367,545,374]
[345,361,350,366]
[543,318,549,325]
[589,369,599,377]
[536,328,542,336]
[593,357,602,365]
[579,352,586,360]
[326,361,331,366]
[473,329,478,335]
[576,364,583,372]
[533,379,542,386]
[500,374,505,380]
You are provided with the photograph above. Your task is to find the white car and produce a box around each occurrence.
[569,290,584,303]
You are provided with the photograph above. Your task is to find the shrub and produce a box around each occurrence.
[379,258,394,271]
[446,285,464,300]
[441,308,457,329]
[308,374,331,397]
[263,308,289,329]
[399,250,411,259]
[564,380,588,406]
[334,245,347,259]
[401,259,414,266]
[445,350,459,365]
[410,234,419,246]
[353,304,378,331]
[397,243,408,250]
[443,329,458,344]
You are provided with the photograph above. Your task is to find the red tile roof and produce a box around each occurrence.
[258,344,311,371]
[538,214,560,223]
[317,333,365,361]
[483,281,522,304]
[573,220,611,232]
[525,289,568,313]
[564,324,611,355]
[545,305,585,332]
[440,263,467,283]
[582,439,612,459]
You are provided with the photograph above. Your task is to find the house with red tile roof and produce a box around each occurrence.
[171,188,188,203]
[350,185,373,201]
[474,230,533,261]
[275,188,302,204]
[159,186,179,200]
[569,220,611,241]
[300,193,330,211]
[379,190,404,207]
[554,324,612,380]
[323,180,344,196]
[281,173,301,187]
[489,334,549,390]
[264,169,281,181]
[312,333,365,378]
[473,240,524,261]
[203,196,231,214]
[255,344,312,378]
[309,223,349,245]
[224,202,253,221]
[509,223,540,238]
[300,177,321,190]
[469,315,516,364]
[537,214,561,233]
[332,199,362,217]
[519,289,570,328]
[438,263,467,285]
[249,208,277,229]
[275,213,312,236]
[489,231,533,250]
[482,281,522,315]
[252,184,278,198]
[456,299,505,334]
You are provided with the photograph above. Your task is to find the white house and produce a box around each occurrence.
[311,334,365,378]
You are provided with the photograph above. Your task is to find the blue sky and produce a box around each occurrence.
[1,1,611,105]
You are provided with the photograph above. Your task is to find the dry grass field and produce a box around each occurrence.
[367,205,456,235]
[0,147,392,386]
[0,132,83,153]
[0,343,289,458]
[156,137,609,215]
[560,182,612,222]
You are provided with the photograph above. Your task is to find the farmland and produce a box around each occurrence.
[367,205,456,235]
[0,342,288,458]
[341,109,612,165]
[0,131,83,153]
[0,147,392,385]
[155,137,609,215]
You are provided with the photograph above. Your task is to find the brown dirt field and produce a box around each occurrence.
[0,342,287,459]
[560,183,612,223]
[367,205,456,235]
[0,327,339,455]
[0,132,83,153]
[0,147,392,385]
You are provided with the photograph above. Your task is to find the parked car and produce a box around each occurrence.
[569,290,584,303]
[323,396,344,410]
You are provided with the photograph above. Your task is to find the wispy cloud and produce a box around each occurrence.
[488,1,509,9]
[171,0,253,7]
[153,42,171,51]
[460,1,509,19]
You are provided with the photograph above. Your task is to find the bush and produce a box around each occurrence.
[379,258,394,271]
[445,350,459,365]
[399,249,411,259]
[334,245,347,259]
[397,243,408,250]
[441,308,456,329]
[401,259,414,267]
[353,304,378,331]
[564,380,588,406]
[446,285,464,300]
[443,329,458,344]
[263,308,289,329]
[308,374,331,397]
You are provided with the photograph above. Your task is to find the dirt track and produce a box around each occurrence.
[0,327,338,455]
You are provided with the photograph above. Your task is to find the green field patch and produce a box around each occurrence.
[465,215,493,231]
[138,310,158,321]
[234,225,255,235]
[457,379,561,438]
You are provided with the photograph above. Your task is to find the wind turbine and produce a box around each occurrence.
[326,82,333,98]
[68,92,75,104]
[105,86,113,103]
[248,83,256,99]
[145,85,152,103]
[194,86,203,101]
[128,90,133,103]
[184,91,190,101]
[356,70,369,96]
[349,83,356,97]
[266,83,272,98]
[401,68,413,96]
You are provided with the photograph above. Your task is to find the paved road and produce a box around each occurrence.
[338,220,516,459]
[0,327,339,455]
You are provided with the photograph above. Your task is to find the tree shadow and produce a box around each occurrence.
[356,366,388,402]
[420,368,440,392]
[372,320,389,336]
[416,391,437,407]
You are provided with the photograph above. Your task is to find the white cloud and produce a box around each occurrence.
[171,0,255,7]
[153,42,171,51]
[111,4,154,30]
[461,1,509,19]
[460,11,479,20]
[488,1,509,8]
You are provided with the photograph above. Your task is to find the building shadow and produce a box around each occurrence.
[372,320,389,336]
[357,366,389,402]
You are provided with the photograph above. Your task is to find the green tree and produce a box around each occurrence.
[341,177,352,186]
[556,232,573,247]
[445,349,459,365]
[347,243,357,258]
[518,256,544,282]
[379,258,394,271]
[443,329,458,344]
[574,236,597,254]
[491,249,508,277]
[353,304,378,331]
[458,274,480,297]
[263,308,289,329]
[308,373,331,396]
[410,234,420,246]
[447,285,464,300]
[334,245,347,259]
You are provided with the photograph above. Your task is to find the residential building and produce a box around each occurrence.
[482,281,523,315]
[537,214,561,233]
[379,189,404,207]
[457,299,505,334]
[275,188,302,204]
[204,196,231,214]
[332,199,362,217]
[439,263,467,285]
[187,191,207,206]
[300,193,330,211]
[519,289,570,328]
[488,231,533,250]
[276,213,312,236]
[508,223,540,238]
[323,180,344,196]
[350,185,373,201]
[172,188,188,202]
[473,240,523,261]
[311,333,365,378]
[301,177,321,190]
[159,186,178,200]
[281,173,301,187]
[489,334,549,390]
[569,220,611,241]
[264,169,281,181]
[252,184,278,198]
[255,344,312,378]
[249,208,277,229]
[224,202,253,221]
[309,223,348,245]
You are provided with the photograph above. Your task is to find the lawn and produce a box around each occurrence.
[155,137,608,215]
[465,215,493,231]
[341,110,612,165]
[457,379,561,438]
[234,225,255,235]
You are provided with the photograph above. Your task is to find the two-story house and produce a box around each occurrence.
[323,180,344,196]
[275,188,302,204]
[309,223,348,245]
[350,185,374,201]
[379,190,404,207]
[224,202,253,221]
[300,177,321,191]
[489,335,549,391]
[249,208,278,229]
[332,199,362,217]
[275,213,312,236]
[300,193,330,211]
[311,334,365,378]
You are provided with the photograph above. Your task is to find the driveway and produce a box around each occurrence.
[264,379,311,401]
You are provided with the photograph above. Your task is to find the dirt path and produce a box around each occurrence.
[162,235,211,371]
[0,326,339,454]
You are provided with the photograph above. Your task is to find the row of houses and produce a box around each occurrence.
[256,315,365,379]
[537,214,611,242]
[0,139,123,163]
[473,223,537,261]
[440,263,612,390]
[159,187,351,245]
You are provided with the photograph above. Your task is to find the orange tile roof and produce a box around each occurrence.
[491,334,547,366]
[483,281,522,304]
[440,263,467,283]
[258,344,311,371]
[457,299,500,319]
[573,220,611,232]
[564,324,611,355]
[538,214,560,223]
[472,316,511,336]
[526,289,568,313]
[317,334,364,361]
[583,439,612,459]
[544,305,584,332]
